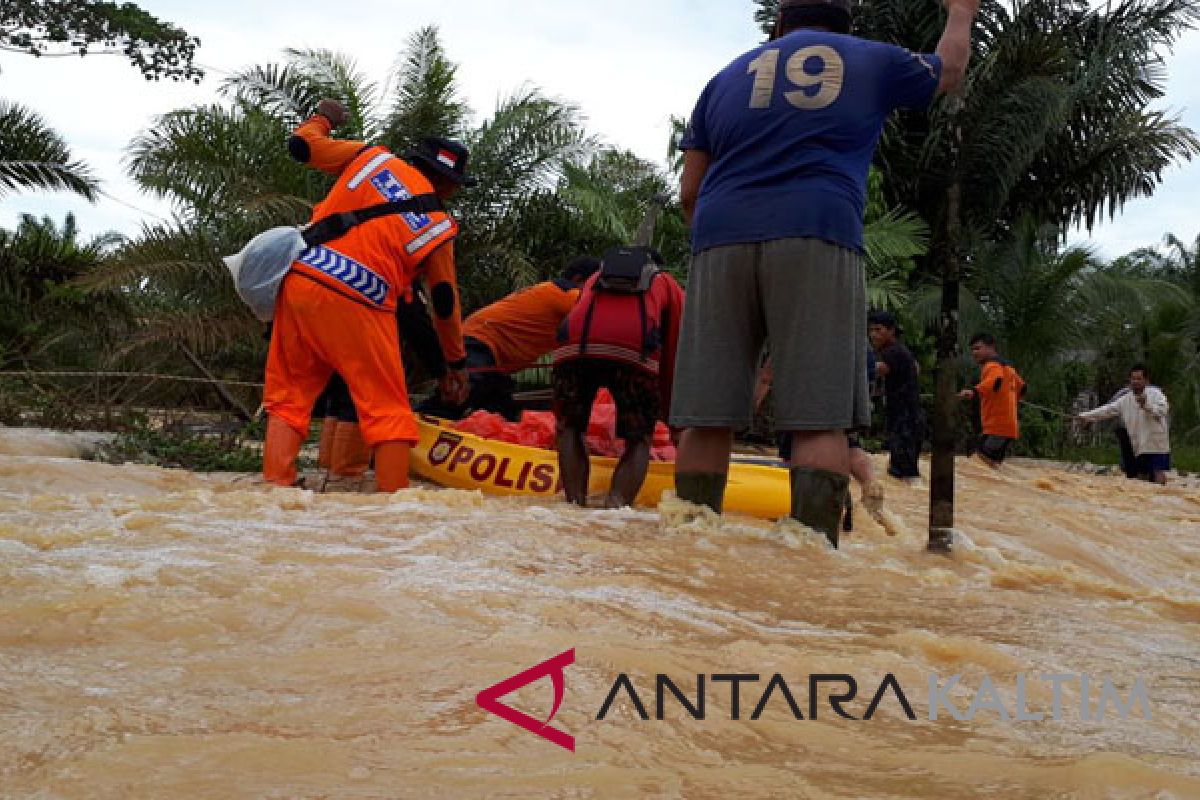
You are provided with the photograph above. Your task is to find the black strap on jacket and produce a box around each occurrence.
[301,193,443,248]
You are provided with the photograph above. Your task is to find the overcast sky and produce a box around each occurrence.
[2,0,1198,259]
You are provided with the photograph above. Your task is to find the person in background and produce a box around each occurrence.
[958,333,1026,467]
[1102,385,1139,479]
[868,310,925,481]
[552,246,684,508]
[422,256,600,421]
[1078,364,1171,485]
[670,0,977,546]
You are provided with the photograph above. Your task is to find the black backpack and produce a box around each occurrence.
[577,246,663,361]
[596,245,660,293]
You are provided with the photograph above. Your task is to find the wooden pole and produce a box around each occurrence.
[179,344,254,422]
[928,106,964,554]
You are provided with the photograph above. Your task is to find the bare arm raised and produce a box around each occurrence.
[936,0,979,95]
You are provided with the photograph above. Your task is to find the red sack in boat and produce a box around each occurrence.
[515,411,557,448]
[585,390,623,457]
[455,410,506,440]
[453,392,677,461]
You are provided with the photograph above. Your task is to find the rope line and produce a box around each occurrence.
[0,371,264,389]
[1021,400,1074,419]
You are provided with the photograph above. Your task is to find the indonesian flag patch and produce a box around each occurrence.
[437,149,458,168]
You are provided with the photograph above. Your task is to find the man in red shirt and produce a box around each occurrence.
[551,246,684,508]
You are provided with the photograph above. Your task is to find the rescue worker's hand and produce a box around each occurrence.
[944,0,979,15]
[316,99,348,128]
[439,369,469,406]
[875,362,891,377]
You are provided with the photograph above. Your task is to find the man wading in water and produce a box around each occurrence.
[670,0,977,546]
[959,333,1026,468]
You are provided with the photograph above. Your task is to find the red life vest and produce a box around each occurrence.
[552,271,680,375]
[291,146,458,312]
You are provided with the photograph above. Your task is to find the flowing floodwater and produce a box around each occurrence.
[0,426,1197,799]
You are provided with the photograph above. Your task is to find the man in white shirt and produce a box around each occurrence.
[1078,365,1171,485]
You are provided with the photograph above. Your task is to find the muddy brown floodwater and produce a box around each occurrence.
[0,427,1197,799]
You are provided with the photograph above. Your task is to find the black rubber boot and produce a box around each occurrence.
[674,472,728,514]
[789,467,850,548]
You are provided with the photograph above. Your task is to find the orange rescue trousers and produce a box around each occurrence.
[330,422,372,477]
[262,275,420,492]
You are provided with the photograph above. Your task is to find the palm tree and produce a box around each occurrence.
[0,100,98,199]
[0,213,125,369]
[911,217,1187,401]
[86,27,600,367]
[1118,233,1200,439]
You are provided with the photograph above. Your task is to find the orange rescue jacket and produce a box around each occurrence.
[463,280,580,371]
[288,115,466,365]
[976,359,1026,439]
[290,118,458,311]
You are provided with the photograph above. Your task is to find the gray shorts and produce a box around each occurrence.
[669,238,870,432]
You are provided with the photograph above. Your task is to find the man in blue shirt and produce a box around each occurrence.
[670,0,976,546]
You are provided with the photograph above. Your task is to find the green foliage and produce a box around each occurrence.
[1013,404,1064,458]
[0,100,99,199]
[862,0,1200,238]
[754,0,780,37]
[863,169,929,310]
[0,376,144,430]
[93,417,264,472]
[1,0,202,82]
[92,27,688,367]
[0,213,127,370]
[379,28,470,153]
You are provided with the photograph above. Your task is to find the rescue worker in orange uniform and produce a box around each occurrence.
[316,286,451,480]
[262,98,472,491]
[958,332,1026,466]
[422,256,599,421]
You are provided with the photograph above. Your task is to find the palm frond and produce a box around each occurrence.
[863,207,930,272]
[125,104,315,224]
[80,221,228,295]
[0,101,99,199]
[462,86,594,218]
[380,26,470,152]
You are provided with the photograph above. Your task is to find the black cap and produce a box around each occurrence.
[406,136,477,188]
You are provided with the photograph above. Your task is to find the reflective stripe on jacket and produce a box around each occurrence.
[291,143,458,312]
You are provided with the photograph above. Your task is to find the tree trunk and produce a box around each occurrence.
[929,116,964,554]
[633,194,669,247]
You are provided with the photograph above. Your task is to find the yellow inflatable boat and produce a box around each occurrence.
[412,416,791,519]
